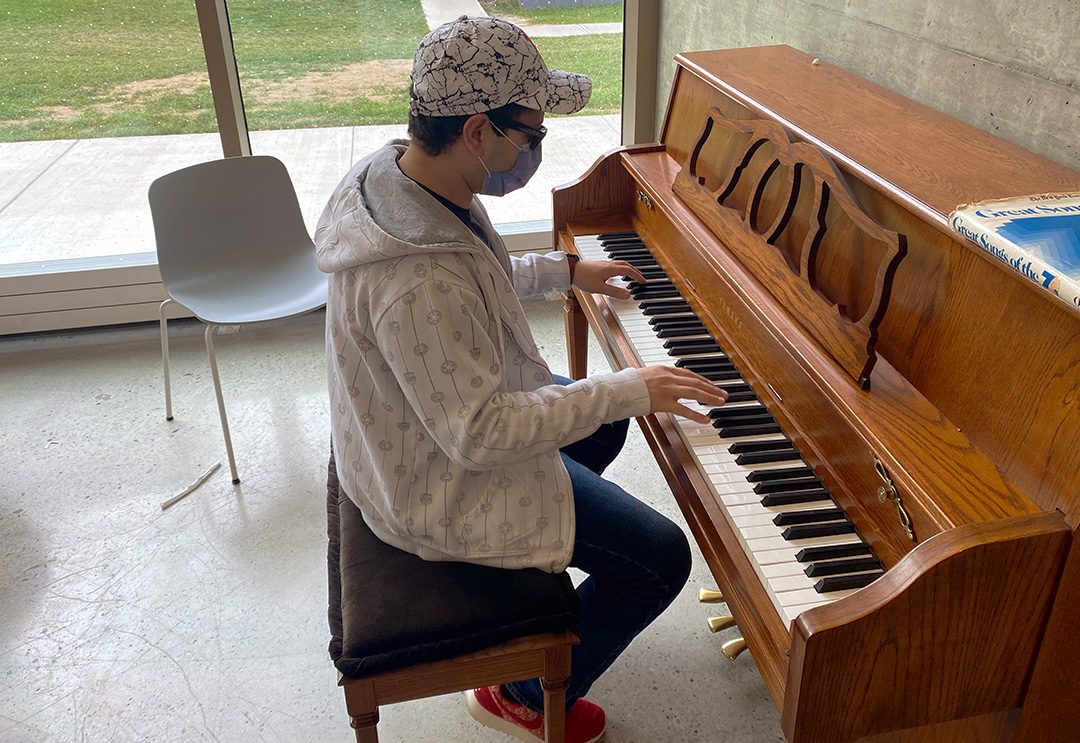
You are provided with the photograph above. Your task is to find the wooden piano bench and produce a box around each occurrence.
[325,453,580,743]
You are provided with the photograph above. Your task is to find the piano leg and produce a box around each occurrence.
[565,288,588,379]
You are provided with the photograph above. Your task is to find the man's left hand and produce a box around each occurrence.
[572,259,646,300]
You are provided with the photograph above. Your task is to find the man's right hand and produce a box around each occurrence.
[638,365,729,425]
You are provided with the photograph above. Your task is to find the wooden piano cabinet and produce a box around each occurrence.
[1014,534,1080,741]
[554,44,1080,743]
[783,514,1068,743]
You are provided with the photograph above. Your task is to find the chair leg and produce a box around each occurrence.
[541,644,573,743]
[204,323,240,484]
[342,680,380,743]
[159,299,176,421]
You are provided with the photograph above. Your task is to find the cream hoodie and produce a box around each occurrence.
[315,143,650,572]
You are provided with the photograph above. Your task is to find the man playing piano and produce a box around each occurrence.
[315,16,727,742]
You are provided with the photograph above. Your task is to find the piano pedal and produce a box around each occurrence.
[698,587,725,603]
[707,615,736,633]
[721,637,748,660]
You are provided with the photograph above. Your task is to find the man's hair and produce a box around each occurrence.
[407,101,531,156]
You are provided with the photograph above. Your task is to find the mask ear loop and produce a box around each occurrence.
[476,119,523,178]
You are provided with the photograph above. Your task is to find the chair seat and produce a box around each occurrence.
[169,250,327,325]
[327,454,579,680]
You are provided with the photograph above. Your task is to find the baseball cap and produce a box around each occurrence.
[410,15,592,117]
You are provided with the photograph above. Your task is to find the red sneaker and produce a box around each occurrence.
[465,685,606,743]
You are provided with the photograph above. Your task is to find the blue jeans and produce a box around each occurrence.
[503,376,692,712]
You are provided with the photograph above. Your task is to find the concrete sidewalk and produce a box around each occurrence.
[0,115,620,267]
[421,0,621,35]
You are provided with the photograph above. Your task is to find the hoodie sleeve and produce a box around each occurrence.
[372,279,650,470]
[509,251,572,299]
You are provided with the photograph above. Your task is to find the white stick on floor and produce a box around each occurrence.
[161,462,222,510]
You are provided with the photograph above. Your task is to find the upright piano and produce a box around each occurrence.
[554,45,1080,742]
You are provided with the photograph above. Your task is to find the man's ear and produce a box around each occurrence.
[460,113,490,155]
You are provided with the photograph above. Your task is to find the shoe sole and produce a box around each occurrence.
[465,689,544,743]
[463,690,605,743]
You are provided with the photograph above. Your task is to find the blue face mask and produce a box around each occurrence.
[478,123,542,196]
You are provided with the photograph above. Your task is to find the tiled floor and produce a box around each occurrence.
[0,299,785,742]
[0,115,620,267]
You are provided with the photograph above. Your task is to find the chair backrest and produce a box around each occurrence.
[148,156,315,293]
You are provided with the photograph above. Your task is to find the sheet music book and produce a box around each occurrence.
[949,192,1080,315]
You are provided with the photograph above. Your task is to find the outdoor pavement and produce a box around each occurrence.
[420,0,621,36]
[0,115,620,268]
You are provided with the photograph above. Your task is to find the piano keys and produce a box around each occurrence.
[553,45,1080,742]
[576,232,884,624]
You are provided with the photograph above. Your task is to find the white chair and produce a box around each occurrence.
[149,155,327,484]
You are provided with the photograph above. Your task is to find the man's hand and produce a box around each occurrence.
[638,365,729,424]
[572,259,645,300]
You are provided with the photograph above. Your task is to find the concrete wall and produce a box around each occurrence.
[655,0,1079,169]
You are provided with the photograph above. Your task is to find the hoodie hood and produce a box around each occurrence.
[314,141,492,274]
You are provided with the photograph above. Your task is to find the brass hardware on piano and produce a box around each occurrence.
[720,637,748,660]
[554,44,1079,742]
[874,456,914,542]
[698,587,725,604]
[707,615,737,633]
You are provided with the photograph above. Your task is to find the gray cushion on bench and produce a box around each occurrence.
[327,453,579,679]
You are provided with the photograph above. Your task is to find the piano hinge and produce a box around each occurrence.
[874,456,915,542]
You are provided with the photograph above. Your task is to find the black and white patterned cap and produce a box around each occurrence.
[410,15,592,117]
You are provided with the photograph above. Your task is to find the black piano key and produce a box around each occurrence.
[642,304,692,317]
[712,412,773,429]
[631,287,680,300]
[597,232,638,240]
[649,317,700,329]
[651,313,701,324]
[772,508,847,526]
[637,268,668,279]
[759,488,831,507]
[735,446,799,465]
[814,572,882,593]
[720,422,782,438]
[614,255,661,268]
[603,246,650,255]
[710,405,768,422]
[639,297,688,308]
[753,477,823,494]
[804,557,883,578]
[667,343,723,357]
[653,322,708,333]
[701,370,744,383]
[713,415,775,432]
[796,543,873,563]
[727,438,790,453]
[657,327,708,339]
[629,283,676,294]
[746,466,813,482]
[651,318,707,331]
[602,242,648,252]
[782,522,857,540]
[676,357,731,371]
[723,390,759,403]
[713,381,752,394]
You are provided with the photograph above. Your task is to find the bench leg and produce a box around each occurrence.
[541,644,573,743]
[343,679,380,743]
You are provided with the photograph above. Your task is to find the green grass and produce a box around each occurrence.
[0,0,620,143]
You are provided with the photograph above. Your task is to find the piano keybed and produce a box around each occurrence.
[574,232,885,626]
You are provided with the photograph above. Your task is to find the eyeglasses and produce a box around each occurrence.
[490,119,547,151]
